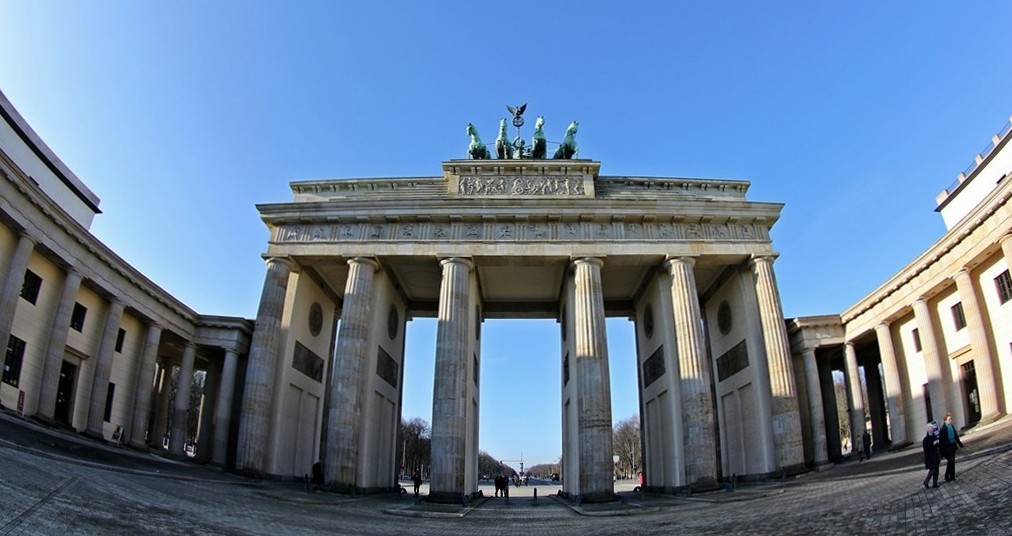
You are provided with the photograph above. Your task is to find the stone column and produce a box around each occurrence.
[84,298,125,439]
[0,232,35,353]
[169,342,197,456]
[429,257,475,502]
[571,257,615,502]
[1001,234,1012,270]
[128,323,162,449]
[212,349,239,465]
[819,360,842,459]
[750,255,805,470]
[912,297,947,421]
[151,363,172,447]
[865,363,887,449]
[953,269,1000,420]
[874,322,907,445]
[35,268,83,421]
[843,342,865,452]
[195,361,219,463]
[801,348,829,466]
[665,256,718,488]
[323,257,379,490]
[236,256,295,474]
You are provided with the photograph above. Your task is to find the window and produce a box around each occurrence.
[115,329,126,353]
[103,383,116,422]
[70,303,87,332]
[20,270,42,305]
[3,335,26,388]
[996,270,1012,304]
[912,328,922,352]
[951,302,967,331]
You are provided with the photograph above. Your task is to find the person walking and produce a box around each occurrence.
[922,422,941,489]
[412,470,422,496]
[938,412,965,482]
[861,430,872,461]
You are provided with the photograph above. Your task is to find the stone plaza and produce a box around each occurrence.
[2,409,1012,535]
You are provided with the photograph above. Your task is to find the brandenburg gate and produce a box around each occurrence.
[232,151,805,502]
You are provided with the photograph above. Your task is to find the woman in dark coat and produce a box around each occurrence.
[938,412,965,482]
[922,422,941,489]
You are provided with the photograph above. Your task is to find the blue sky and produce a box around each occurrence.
[2,2,1011,469]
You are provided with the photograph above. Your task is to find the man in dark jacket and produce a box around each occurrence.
[938,412,965,481]
[922,422,941,489]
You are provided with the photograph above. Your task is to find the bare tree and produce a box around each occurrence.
[613,415,641,479]
[397,417,431,478]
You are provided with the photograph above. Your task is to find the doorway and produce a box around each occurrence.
[55,360,77,425]
[961,361,981,426]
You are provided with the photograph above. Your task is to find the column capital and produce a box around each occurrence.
[749,253,779,266]
[999,232,1012,247]
[264,255,298,272]
[17,229,37,245]
[438,256,473,270]
[347,256,380,270]
[663,255,696,270]
[571,256,604,269]
[875,321,891,332]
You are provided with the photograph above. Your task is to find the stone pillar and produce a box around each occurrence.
[195,361,219,463]
[874,322,907,446]
[151,363,172,447]
[35,268,83,421]
[665,256,718,488]
[236,256,295,474]
[128,323,162,449]
[0,232,35,353]
[912,297,948,421]
[819,360,842,459]
[83,299,125,439]
[169,342,197,456]
[864,362,887,450]
[750,255,805,470]
[1001,234,1012,269]
[429,257,475,502]
[323,257,379,490]
[801,348,829,466]
[571,257,615,502]
[843,342,865,452]
[953,269,1000,420]
[212,349,239,465]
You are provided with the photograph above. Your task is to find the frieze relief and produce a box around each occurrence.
[455,175,588,197]
[274,221,769,243]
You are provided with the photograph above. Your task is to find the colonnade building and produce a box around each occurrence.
[2,87,1010,501]
[789,115,1012,466]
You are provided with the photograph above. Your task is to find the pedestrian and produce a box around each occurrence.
[862,430,872,461]
[938,412,965,482]
[922,422,941,489]
[412,470,422,496]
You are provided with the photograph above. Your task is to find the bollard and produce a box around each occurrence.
[534,488,538,501]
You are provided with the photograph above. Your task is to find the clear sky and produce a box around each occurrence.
[2,2,1011,469]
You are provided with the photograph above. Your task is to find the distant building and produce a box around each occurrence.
[789,115,1012,464]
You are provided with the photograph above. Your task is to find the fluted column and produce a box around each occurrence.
[665,256,717,488]
[801,349,829,466]
[35,268,83,421]
[169,342,197,456]
[0,232,35,352]
[128,323,162,449]
[429,257,474,502]
[843,342,865,451]
[323,257,379,490]
[212,349,239,465]
[750,255,804,469]
[84,298,125,439]
[236,256,295,473]
[571,257,615,501]
[874,322,907,445]
[1001,234,1012,271]
[953,269,999,420]
[912,297,947,421]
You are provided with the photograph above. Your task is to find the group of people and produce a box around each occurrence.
[493,474,515,497]
[922,412,965,489]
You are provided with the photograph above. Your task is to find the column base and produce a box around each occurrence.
[80,429,106,443]
[425,491,471,506]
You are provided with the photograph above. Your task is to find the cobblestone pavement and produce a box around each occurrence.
[2,411,1012,535]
